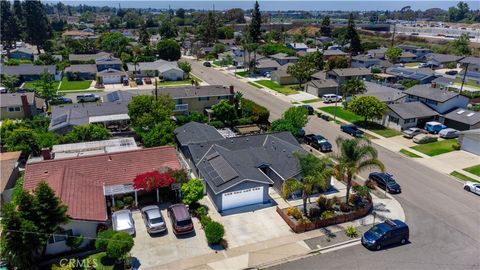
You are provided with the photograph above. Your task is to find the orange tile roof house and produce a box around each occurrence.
[23,146,181,255]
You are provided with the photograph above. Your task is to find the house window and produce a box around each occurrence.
[48,229,72,244]
[408,95,418,101]
[175,99,183,105]
[405,118,416,124]
[198,97,210,101]
[217,96,229,100]
[425,99,438,106]
[8,107,21,112]
[389,116,399,124]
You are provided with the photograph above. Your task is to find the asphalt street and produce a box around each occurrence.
[186,59,480,270]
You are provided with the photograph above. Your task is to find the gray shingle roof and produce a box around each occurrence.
[459,56,480,65]
[1,64,56,76]
[69,52,110,62]
[388,101,438,119]
[443,108,480,126]
[97,68,126,76]
[270,53,298,60]
[64,64,97,73]
[175,122,224,146]
[95,56,122,65]
[256,58,281,69]
[426,53,464,64]
[126,60,177,72]
[0,92,34,107]
[360,82,406,102]
[323,49,349,57]
[404,84,460,102]
[306,79,338,89]
[330,67,371,77]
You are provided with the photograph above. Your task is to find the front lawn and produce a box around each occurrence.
[23,80,60,91]
[319,106,364,123]
[464,164,480,177]
[302,98,322,103]
[255,80,299,95]
[248,81,262,89]
[58,77,92,91]
[410,139,458,156]
[235,71,248,77]
[400,149,422,158]
[450,171,480,183]
[404,62,421,68]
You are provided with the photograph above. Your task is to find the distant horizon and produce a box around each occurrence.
[43,0,480,12]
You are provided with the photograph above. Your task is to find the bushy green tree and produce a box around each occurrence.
[271,106,308,137]
[347,96,387,122]
[248,1,262,43]
[345,13,362,54]
[178,61,192,75]
[159,20,177,39]
[36,70,57,111]
[325,56,349,70]
[320,16,332,37]
[106,232,134,260]
[140,121,177,147]
[450,34,471,56]
[127,95,175,130]
[287,57,317,87]
[95,229,116,251]
[386,47,403,64]
[156,39,181,61]
[341,78,367,99]
[181,178,205,206]
[204,221,225,244]
[98,32,129,56]
[23,0,52,53]
[212,100,236,125]
[0,74,18,92]
[63,124,111,143]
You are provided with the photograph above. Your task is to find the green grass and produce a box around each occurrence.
[189,74,202,84]
[302,98,322,103]
[156,79,193,87]
[319,106,364,123]
[411,139,458,157]
[58,77,92,91]
[235,71,248,77]
[254,80,299,95]
[450,171,480,183]
[356,122,402,138]
[248,81,262,88]
[464,164,480,177]
[23,80,60,91]
[454,82,480,90]
[400,149,422,158]
[82,252,118,270]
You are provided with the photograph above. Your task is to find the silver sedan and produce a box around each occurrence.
[141,205,167,234]
[112,210,135,235]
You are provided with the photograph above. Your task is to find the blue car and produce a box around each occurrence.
[362,219,409,250]
[340,124,364,137]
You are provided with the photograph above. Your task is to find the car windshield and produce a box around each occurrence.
[177,219,192,227]
[384,175,396,184]
[369,226,384,237]
[150,217,164,224]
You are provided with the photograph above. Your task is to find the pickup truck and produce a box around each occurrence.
[340,124,364,137]
[304,134,332,152]
[77,93,100,103]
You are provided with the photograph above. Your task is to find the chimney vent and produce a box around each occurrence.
[41,148,52,160]
[21,95,31,118]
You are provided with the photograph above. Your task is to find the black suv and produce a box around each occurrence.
[304,134,332,152]
[369,172,401,193]
[362,219,409,250]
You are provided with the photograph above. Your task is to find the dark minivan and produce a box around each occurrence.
[362,219,409,250]
[167,204,194,235]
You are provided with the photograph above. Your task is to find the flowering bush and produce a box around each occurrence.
[132,171,175,192]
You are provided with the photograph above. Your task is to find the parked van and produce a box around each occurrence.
[424,121,446,134]
[438,128,458,139]
[167,204,194,235]
[362,219,409,250]
[322,94,342,103]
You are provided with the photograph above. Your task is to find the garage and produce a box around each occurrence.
[221,186,264,211]
[459,129,480,156]
[98,69,126,85]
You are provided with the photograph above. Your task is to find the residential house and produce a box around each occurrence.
[441,108,480,131]
[62,30,95,39]
[456,56,480,87]
[175,122,309,212]
[0,151,21,204]
[9,47,35,61]
[0,93,37,120]
[380,101,439,131]
[0,64,60,82]
[64,64,97,80]
[326,67,372,84]
[271,63,298,85]
[367,47,387,59]
[357,81,407,104]
[97,68,127,84]
[425,53,464,69]
[256,58,281,75]
[304,79,339,97]
[398,45,431,60]
[311,70,326,80]
[127,60,185,81]
[23,146,181,255]
[404,83,469,114]
[386,67,437,84]
[95,56,122,72]
[395,51,417,63]
[323,49,349,61]
[69,52,110,63]
[351,55,381,68]
[458,129,480,156]
[287,43,308,52]
[270,53,298,65]
[315,36,334,47]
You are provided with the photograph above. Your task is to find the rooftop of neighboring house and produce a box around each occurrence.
[175,122,225,146]
[51,137,138,160]
[64,64,97,74]
[386,66,436,81]
[11,47,35,55]
[388,101,438,119]
[398,44,430,52]
[323,49,349,57]
[404,84,461,102]
[352,54,381,62]
[287,43,308,49]
[0,151,21,193]
[399,51,417,58]
[126,60,178,72]
[62,30,95,37]
[97,68,126,76]
[306,78,339,89]
[459,56,480,66]
[256,58,281,69]
[270,53,298,60]
[0,64,56,76]
[23,146,181,221]
[329,67,371,77]
[359,81,406,102]
[425,53,464,63]
[95,56,122,65]
[69,52,111,62]
[0,92,35,107]
[272,63,295,77]
[311,70,326,80]
[443,108,480,126]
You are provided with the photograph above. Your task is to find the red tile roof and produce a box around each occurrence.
[23,146,181,222]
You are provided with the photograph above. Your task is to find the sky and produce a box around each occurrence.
[45,0,480,12]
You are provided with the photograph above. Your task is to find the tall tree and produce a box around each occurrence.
[156,39,181,61]
[332,137,385,207]
[450,34,472,56]
[36,70,56,111]
[33,181,69,239]
[249,1,262,43]
[385,47,403,63]
[287,57,316,88]
[341,78,367,99]
[13,0,25,40]
[347,96,387,122]
[23,0,53,54]
[345,13,362,54]
[139,24,151,46]
[158,20,177,39]
[127,95,175,130]
[271,106,309,137]
[176,8,186,19]
[202,11,217,46]
[1,1,21,56]
[320,16,332,37]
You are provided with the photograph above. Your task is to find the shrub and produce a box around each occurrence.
[200,215,212,228]
[241,98,270,124]
[348,194,361,206]
[208,120,225,129]
[452,143,461,150]
[345,225,358,238]
[95,229,116,251]
[287,206,303,220]
[331,196,341,205]
[181,178,205,206]
[353,185,371,198]
[123,196,134,205]
[195,206,207,218]
[106,232,134,260]
[340,202,350,212]
[298,218,310,225]
[204,221,225,244]
[317,195,327,209]
[66,235,84,250]
[365,179,376,189]
[309,207,322,219]
[233,117,253,126]
[220,239,229,250]
[320,210,335,220]
[115,200,125,209]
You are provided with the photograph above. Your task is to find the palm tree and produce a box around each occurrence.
[282,153,333,216]
[132,54,140,74]
[332,137,385,206]
[341,78,367,102]
[233,91,243,113]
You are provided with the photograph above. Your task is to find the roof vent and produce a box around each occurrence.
[108,156,112,161]
[457,110,465,114]
[467,113,475,117]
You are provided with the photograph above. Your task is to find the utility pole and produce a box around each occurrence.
[459,63,469,95]
[391,23,396,47]
[155,78,158,100]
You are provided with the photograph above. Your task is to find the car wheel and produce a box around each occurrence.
[400,238,407,245]
[464,186,471,192]
[376,244,381,250]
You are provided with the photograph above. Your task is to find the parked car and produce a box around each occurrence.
[463,182,480,195]
[438,128,458,139]
[76,93,100,103]
[298,128,306,137]
[302,105,314,115]
[264,72,271,78]
[304,134,332,152]
[141,205,167,234]
[135,78,143,85]
[322,94,342,103]
[203,61,211,67]
[412,134,438,144]
[51,96,73,105]
[418,63,430,68]
[144,77,152,84]
[123,79,129,86]
[112,210,135,236]
[340,124,364,137]
[424,121,446,134]
[0,87,6,94]
[362,219,409,250]
[368,172,401,193]
[445,70,458,75]
[402,127,425,139]
[167,204,194,235]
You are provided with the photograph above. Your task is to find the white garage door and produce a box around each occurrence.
[461,137,480,156]
[102,76,121,84]
[221,186,264,211]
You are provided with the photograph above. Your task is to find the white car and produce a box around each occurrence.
[402,127,425,139]
[112,210,135,235]
[463,182,480,195]
[322,94,343,103]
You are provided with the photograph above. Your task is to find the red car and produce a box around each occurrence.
[144,77,152,84]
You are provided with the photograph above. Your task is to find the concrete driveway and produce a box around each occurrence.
[130,208,212,269]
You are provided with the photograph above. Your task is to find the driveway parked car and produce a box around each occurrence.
[438,128,458,139]
[135,78,143,85]
[141,205,167,234]
[340,124,364,137]
[144,77,152,84]
[76,93,100,103]
[51,96,73,105]
[112,210,135,235]
[304,134,332,152]
[167,204,194,235]
[463,182,480,195]
[362,219,409,250]
[445,70,458,75]
[402,127,425,139]
[203,61,211,67]
[413,134,438,144]
[369,172,401,193]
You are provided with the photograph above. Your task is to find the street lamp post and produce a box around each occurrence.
[333,76,340,122]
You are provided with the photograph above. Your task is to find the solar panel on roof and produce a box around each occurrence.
[52,114,67,126]
[210,156,238,183]
[408,73,426,80]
